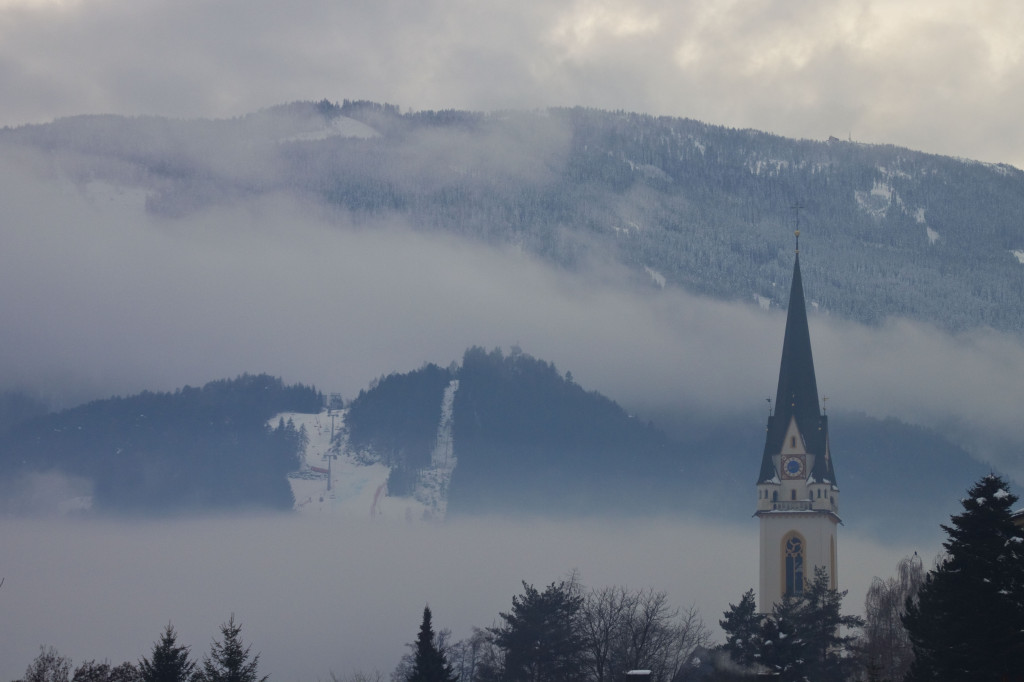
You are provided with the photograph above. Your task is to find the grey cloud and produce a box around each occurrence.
[1,1,1023,166]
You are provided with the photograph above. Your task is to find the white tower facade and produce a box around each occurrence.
[756,236,840,612]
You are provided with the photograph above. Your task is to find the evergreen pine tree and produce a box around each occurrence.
[756,595,801,681]
[902,474,1024,681]
[746,568,862,682]
[198,615,267,682]
[718,589,761,669]
[140,623,196,682]
[797,567,863,681]
[489,580,585,682]
[407,606,457,682]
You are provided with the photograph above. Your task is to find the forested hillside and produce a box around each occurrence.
[449,346,679,514]
[7,99,1024,333]
[343,347,985,535]
[0,102,1013,528]
[344,347,682,516]
[0,374,322,513]
[346,362,454,496]
[0,348,988,535]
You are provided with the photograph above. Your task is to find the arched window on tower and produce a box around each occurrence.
[784,533,805,596]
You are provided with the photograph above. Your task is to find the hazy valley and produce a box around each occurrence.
[1,101,1022,680]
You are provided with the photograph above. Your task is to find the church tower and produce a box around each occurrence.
[756,231,840,612]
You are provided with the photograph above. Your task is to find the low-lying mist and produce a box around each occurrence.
[2,146,1023,481]
[0,513,921,682]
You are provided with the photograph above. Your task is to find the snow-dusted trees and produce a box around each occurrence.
[902,475,1024,681]
[794,567,864,681]
[717,590,759,670]
[716,568,862,682]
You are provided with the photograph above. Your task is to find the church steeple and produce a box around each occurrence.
[758,233,837,486]
[756,230,841,611]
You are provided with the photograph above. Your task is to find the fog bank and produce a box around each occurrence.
[0,514,920,681]
[3,151,1024,481]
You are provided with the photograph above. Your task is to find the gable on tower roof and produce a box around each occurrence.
[758,247,838,486]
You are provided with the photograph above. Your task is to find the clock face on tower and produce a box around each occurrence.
[782,455,805,479]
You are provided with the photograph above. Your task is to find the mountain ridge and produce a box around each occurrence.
[1,100,1016,538]
[5,100,1024,334]
[0,349,990,541]
[0,374,320,514]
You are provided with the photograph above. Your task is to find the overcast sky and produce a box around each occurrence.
[1,0,1022,167]
[1,2,1022,676]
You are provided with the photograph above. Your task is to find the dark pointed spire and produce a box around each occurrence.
[758,233,836,484]
[774,241,820,424]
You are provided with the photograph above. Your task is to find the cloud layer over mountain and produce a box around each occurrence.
[2,143,1023,483]
[1,0,1022,167]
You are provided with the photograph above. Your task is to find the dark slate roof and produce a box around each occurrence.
[758,252,838,486]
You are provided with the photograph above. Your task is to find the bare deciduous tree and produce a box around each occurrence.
[861,553,925,681]
[580,586,634,682]
[666,604,712,682]
[23,646,72,682]
[580,586,710,682]
[445,628,491,682]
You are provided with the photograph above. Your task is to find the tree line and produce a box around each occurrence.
[401,474,1024,682]
[0,374,320,513]
[393,577,711,682]
[344,346,682,514]
[13,474,1024,682]
[401,570,855,682]
[18,616,264,682]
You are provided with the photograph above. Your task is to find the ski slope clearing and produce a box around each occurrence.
[273,409,439,523]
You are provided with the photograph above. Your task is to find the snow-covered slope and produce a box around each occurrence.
[274,379,460,522]
[415,379,459,520]
[279,115,379,142]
